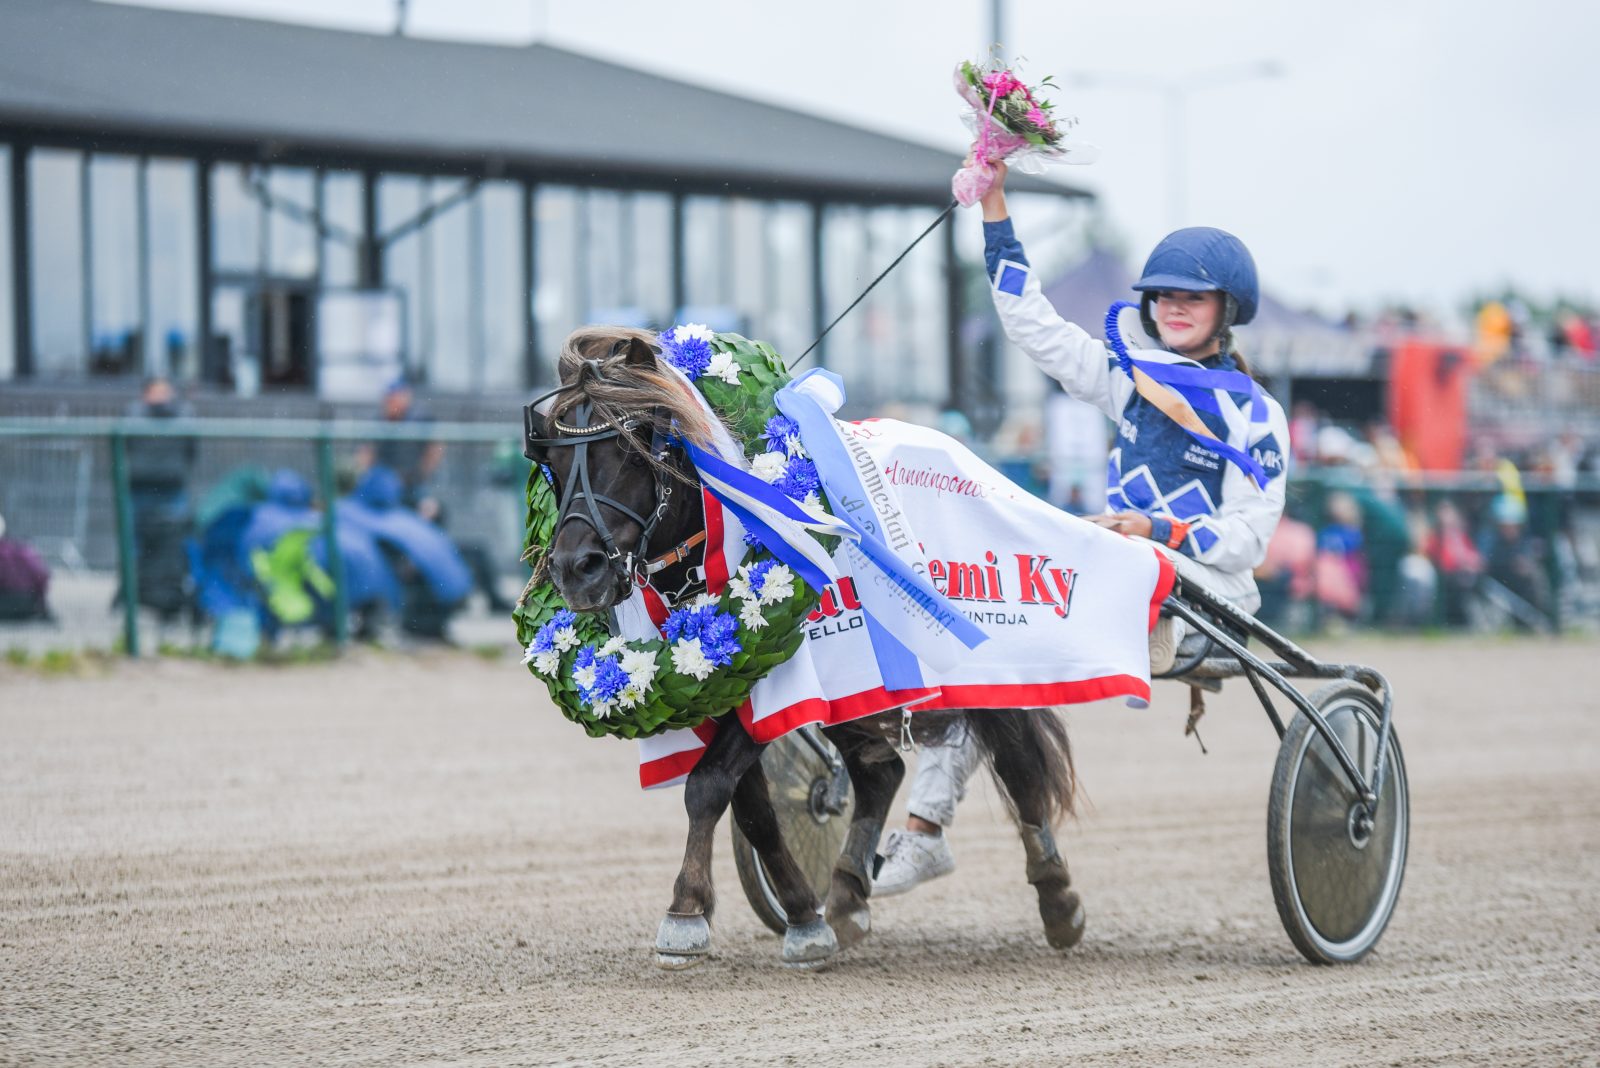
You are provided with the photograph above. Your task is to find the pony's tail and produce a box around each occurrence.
[966,708,1079,828]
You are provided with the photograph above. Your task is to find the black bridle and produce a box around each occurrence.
[522,359,699,593]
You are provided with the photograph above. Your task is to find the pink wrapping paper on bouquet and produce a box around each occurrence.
[952,60,1098,206]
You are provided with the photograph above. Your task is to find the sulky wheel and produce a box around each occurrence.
[1267,680,1409,964]
[731,728,854,935]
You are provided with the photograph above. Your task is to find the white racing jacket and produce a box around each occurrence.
[986,219,1289,601]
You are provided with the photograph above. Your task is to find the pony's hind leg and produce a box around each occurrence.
[969,708,1086,950]
[819,723,906,950]
[656,717,765,970]
[730,762,837,969]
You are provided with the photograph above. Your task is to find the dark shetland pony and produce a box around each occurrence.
[529,327,1087,969]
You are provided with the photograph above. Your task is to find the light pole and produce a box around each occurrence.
[1068,62,1283,231]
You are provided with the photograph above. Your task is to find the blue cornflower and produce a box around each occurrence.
[747,559,777,598]
[763,415,804,457]
[700,611,742,668]
[776,456,820,502]
[658,328,713,381]
[589,657,630,703]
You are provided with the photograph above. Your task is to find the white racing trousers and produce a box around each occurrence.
[905,549,1257,830]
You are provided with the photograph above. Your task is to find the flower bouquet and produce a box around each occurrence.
[952,57,1097,207]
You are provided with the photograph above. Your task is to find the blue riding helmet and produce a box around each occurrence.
[1132,227,1259,341]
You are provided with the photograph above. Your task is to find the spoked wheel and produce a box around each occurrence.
[1267,680,1409,964]
[731,728,853,935]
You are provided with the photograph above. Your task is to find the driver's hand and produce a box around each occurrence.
[1087,512,1154,539]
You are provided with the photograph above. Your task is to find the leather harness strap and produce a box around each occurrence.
[640,529,707,576]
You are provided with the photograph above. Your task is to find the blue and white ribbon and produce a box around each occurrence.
[1105,300,1271,488]
[776,370,989,672]
[676,438,850,595]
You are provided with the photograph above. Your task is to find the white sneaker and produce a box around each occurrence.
[871,829,956,897]
[1148,615,1187,675]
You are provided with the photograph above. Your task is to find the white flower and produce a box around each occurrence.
[551,625,579,653]
[532,650,561,676]
[750,451,787,483]
[590,699,616,720]
[705,351,742,386]
[598,635,627,657]
[757,564,795,606]
[688,592,719,609]
[671,637,715,681]
[738,599,768,631]
[727,571,752,603]
[619,683,647,708]
[573,661,598,690]
[672,323,714,344]
[621,648,659,692]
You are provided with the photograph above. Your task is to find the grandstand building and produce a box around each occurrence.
[0,0,1089,421]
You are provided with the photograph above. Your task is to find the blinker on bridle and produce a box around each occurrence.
[521,355,704,590]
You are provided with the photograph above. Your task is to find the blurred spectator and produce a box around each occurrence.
[123,376,197,622]
[1395,512,1438,628]
[1315,491,1367,620]
[1482,494,1550,627]
[1255,516,1316,627]
[1426,500,1483,627]
[356,380,510,615]
[0,512,52,622]
[356,379,443,517]
[1288,401,1322,465]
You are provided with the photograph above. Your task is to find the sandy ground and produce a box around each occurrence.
[2,638,1597,1067]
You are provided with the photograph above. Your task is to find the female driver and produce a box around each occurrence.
[873,161,1291,900]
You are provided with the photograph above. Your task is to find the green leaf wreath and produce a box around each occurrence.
[513,330,831,740]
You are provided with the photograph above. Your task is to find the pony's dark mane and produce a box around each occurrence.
[554,327,721,453]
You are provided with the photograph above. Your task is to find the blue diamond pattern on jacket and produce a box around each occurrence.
[1191,524,1220,555]
[1120,466,1158,510]
[1162,481,1216,521]
[997,263,1027,296]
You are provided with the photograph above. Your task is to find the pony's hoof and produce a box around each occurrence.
[781,918,838,969]
[1042,890,1086,950]
[655,952,706,971]
[827,905,872,950]
[655,912,711,969]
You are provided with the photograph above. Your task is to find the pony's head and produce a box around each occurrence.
[523,327,714,612]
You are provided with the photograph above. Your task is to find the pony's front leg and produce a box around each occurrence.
[819,724,906,950]
[655,716,764,970]
[730,761,839,969]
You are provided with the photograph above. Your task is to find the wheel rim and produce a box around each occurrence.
[1284,698,1408,956]
[753,734,852,917]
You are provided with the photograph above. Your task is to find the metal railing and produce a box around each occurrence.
[0,417,527,657]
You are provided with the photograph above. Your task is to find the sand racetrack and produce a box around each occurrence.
[2,638,1597,1067]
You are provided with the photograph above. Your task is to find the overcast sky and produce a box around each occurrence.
[119,0,1598,318]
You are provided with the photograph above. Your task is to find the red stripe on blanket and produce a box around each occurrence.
[740,685,942,744]
[637,718,722,789]
[1149,550,1178,632]
[907,675,1151,711]
[638,745,707,789]
[640,585,669,629]
[702,488,729,594]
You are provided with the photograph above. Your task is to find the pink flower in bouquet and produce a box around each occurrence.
[1026,106,1048,128]
[982,70,1022,98]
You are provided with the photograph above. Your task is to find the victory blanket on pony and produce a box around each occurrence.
[637,417,1175,789]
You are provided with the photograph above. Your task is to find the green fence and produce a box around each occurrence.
[3,416,1599,659]
[0,417,527,658]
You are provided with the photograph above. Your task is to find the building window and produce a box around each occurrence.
[144,158,198,381]
[211,162,260,275]
[820,204,944,418]
[28,148,86,378]
[266,168,318,279]
[0,145,13,381]
[321,170,363,288]
[88,154,141,376]
[533,185,580,376]
[380,175,526,393]
[681,196,813,358]
[478,181,524,393]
